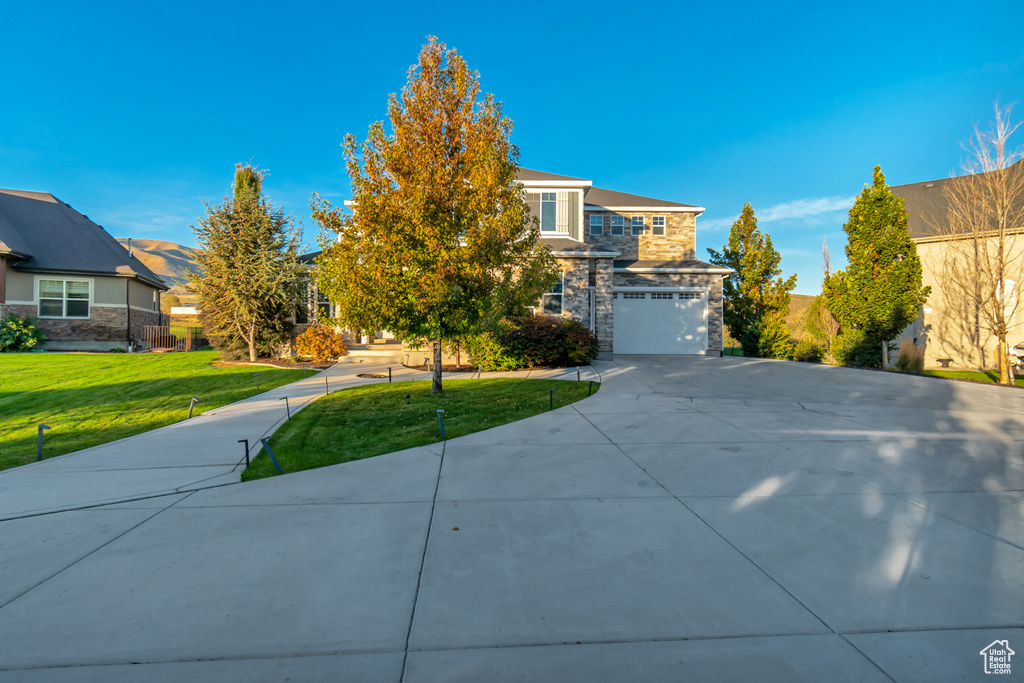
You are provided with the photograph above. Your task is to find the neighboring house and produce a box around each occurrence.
[519,169,729,357]
[892,162,1024,368]
[0,189,167,350]
[308,169,729,357]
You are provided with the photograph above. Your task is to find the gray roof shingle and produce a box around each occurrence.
[0,189,167,289]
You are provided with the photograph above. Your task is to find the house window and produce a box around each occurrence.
[542,274,564,315]
[652,216,666,235]
[610,215,624,236]
[623,292,646,299]
[541,192,557,232]
[589,215,604,236]
[631,216,646,235]
[39,279,90,318]
[651,292,674,299]
[317,288,333,320]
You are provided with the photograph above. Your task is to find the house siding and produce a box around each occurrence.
[4,302,160,350]
[584,211,696,260]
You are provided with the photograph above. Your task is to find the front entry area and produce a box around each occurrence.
[612,287,708,354]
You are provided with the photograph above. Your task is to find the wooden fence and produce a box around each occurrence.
[142,325,208,351]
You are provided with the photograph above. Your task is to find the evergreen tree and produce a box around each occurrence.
[313,37,557,393]
[824,166,930,369]
[190,164,302,361]
[708,203,797,358]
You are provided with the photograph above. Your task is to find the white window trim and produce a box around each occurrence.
[541,271,565,316]
[35,276,94,319]
[631,215,646,236]
[652,215,666,235]
[589,214,604,236]
[610,215,625,236]
[531,187,585,240]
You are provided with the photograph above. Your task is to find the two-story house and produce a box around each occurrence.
[520,169,729,358]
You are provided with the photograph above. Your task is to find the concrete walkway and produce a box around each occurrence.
[1,356,1022,681]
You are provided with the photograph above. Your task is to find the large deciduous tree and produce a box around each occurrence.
[191,164,302,361]
[708,203,797,358]
[313,37,557,393]
[936,104,1024,385]
[825,166,930,369]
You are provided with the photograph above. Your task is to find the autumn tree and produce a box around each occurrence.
[935,104,1024,385]
[191,164,302,361]
[825,166,930,370]
[708,203,797,358]
[313,37,557,393]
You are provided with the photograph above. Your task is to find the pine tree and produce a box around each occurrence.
[313,37,557,393]
[708,203,797,358]
[190,165,302,361]
[824,166,930,369]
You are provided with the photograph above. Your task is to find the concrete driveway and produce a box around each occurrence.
[1,356,1022,681]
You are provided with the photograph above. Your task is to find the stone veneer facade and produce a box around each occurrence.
[583,211,696,260]
[4,303,160,349]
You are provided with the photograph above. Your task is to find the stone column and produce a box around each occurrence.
[594,258,614,357]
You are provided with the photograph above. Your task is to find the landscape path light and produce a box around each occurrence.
[238,439,250,466]
[188,397,201,419]
[436,409,446,439]
[279,396,291,420]
[36,424,51,461]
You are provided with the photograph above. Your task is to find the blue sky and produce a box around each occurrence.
[2,1,1022,294]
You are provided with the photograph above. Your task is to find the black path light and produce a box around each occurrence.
[279,396,291,420]
[405,394,411,405]
[550,388,557,411]
[188,397,201,418]
[325,375,329,395]
[36,424,51,461]
[252,373,261,391]
[259,438,284,474]
[588,380,594,396]
[238,439,250,466]
[436,409,446,439]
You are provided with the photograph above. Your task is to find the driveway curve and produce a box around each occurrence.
[1,356,1022,682]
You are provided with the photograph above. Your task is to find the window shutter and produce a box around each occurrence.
[556,192,569,232]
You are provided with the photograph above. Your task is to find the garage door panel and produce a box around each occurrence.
[614,291,706,355]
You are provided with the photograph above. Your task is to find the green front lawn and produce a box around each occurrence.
[0,350,306,470]
[924,369,1024,387]
[243,378,599,481]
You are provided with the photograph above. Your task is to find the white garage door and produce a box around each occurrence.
[613,289,707,355]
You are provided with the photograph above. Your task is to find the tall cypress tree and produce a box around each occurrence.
[708,203,797,358]
[824,166,930,369]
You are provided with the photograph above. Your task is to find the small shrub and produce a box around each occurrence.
[295,325,348,363]
[894,340,925,374]
[0,313,46,352]
[792,339,823,363]
[463,324,521,371]
[832,329,883,368]
[562,318,600,366]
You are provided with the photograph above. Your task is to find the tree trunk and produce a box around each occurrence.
[248,326,257,362]
[881,339,888,371]
[998,335,1013,385]
[431,340,443,394]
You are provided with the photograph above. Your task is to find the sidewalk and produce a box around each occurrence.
[0,362,599,521]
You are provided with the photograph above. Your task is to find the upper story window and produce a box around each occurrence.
[652,216,666,235]
[541,192,557,232]
[589,215,604,236]
[39,279,90,318]
[631,216,646,235]
[610,215,624,236]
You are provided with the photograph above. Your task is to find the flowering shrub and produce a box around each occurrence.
[0,313,46,352]
[295,325,348,362]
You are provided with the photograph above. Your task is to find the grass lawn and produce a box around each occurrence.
[243,378,599,481]
[0,350,306,471]
[924,368,1024,387]
[723,346,744,357]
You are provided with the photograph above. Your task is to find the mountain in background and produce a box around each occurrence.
[116,238,200,300]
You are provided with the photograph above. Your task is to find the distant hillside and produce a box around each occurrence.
[786,293,816,340]
[117,238,201,300]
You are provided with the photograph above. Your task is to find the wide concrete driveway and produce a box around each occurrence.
[1,356,1023,681]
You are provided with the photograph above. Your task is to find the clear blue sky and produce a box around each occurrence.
[3,1,1022,294]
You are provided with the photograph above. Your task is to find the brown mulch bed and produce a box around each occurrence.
[403,364,479,373]
[212,358,333,370]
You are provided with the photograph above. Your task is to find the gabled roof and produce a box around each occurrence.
[0,189,167,289]
[516,168,591,184]
[584,186,702,212]
[892,159,1024,241]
